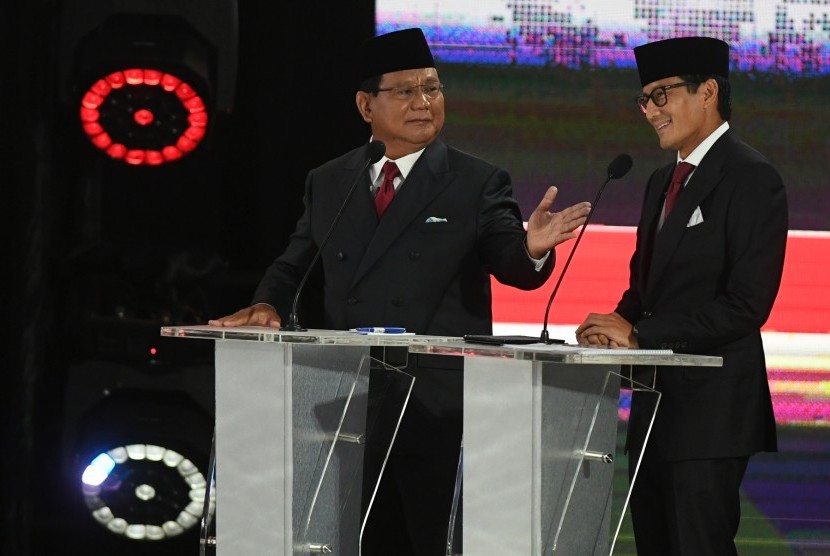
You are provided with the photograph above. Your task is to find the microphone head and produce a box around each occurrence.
[607,154,633,180]
[366,140,386,163]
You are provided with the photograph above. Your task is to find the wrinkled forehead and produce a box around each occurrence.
[379,67,440,86]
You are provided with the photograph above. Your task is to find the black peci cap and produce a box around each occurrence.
[634,36,730,87]
[358,28,435,83]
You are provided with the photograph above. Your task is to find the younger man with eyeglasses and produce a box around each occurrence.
[576,37,787,555]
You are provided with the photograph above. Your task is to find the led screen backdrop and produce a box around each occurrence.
[377,0,830,231]
[374,6,830,549]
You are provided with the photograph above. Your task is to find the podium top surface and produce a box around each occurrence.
[161,326,722,367]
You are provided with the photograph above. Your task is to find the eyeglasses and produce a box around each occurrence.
[375,82,444,101]
[634,82,694,113]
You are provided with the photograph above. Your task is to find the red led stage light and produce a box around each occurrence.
[79,68,209,166]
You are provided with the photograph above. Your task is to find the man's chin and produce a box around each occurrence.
[657,136,677,151]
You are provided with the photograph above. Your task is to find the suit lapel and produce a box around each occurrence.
[337,145,379,246]
[637,165,672,293]
[351,140,453,286]
[645,131,733,298]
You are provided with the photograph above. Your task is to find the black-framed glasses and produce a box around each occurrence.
[635,82,694,113]
[375,82,444,101]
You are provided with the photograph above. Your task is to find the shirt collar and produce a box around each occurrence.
[369,143,426,183]
[677,121,730,167]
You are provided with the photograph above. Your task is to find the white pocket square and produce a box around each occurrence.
[687,207,704,227]
[425,216,448,223]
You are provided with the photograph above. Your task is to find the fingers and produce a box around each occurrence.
[576,333,609,346]
[526,190,591,255]
[575,313,602,336]
[563,201,592,216]
[207,309,248,327]
[546,201,590,239]
[576,326,631,348]
[248,305,282,327]
[534,186,559,214]
[208,305,282,328]
[561,201,591,231]
[528,187,558,227]
[576,312,630,347]
[578,326,607,342]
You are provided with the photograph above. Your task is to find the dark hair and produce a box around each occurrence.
[358,75,382,94]
[680,74,732,120]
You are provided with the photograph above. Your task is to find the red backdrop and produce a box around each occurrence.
[493,226,830,334]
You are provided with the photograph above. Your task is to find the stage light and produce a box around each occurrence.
[81,452,116,487]
[66,385,214,550]
[79,68,209,166]
[80,443,214,542]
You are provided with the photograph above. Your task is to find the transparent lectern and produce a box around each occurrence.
[160,326,721,556]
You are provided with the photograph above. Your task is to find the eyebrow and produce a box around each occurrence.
[383,79,440,87]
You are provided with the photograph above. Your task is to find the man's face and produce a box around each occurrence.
[640,76,710,158]
[356,68,444,159]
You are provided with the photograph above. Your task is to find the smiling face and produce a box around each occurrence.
[355,68,445,159]
[641,76,723,158]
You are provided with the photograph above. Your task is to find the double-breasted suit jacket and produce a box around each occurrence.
[253,138,554,335]
[618,129,787,461]
[253,138,555,464]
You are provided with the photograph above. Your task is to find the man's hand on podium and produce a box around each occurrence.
[574,311,638,348]
[208,303,282,328]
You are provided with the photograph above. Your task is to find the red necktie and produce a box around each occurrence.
[664,161,695,219]
[375,161,400,219]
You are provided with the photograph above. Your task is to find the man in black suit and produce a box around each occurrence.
[576,37,787,555]
[211,28,590,555]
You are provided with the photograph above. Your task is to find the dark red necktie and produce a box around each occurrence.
[375,161,400,219]
[664,161,695,219]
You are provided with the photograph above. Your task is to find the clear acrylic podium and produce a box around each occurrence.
[160,326,721,555]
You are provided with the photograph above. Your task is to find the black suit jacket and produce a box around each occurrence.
[618,130,787,461]
[253,138,554,335]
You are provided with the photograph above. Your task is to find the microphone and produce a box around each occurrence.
[539,154,633,344]
[279,140,386,331]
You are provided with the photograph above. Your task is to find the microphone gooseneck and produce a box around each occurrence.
[539,154,633,344]
[280,140,387,331]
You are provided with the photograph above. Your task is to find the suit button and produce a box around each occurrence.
[392,298,402,307]
[337,252,346,261]
[347,297,357,305]
[641,311,652,318]
[409,251,420,261]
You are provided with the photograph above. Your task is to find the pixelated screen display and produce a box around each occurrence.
[377,0,830,231]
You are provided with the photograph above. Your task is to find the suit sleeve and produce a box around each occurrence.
[634,161,788,352]
[476,167,554,289]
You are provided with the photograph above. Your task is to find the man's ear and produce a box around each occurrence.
[355,91,372,123]
[702,78,719,108]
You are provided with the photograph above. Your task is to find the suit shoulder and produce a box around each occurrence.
[310,146,364,174]
[702,133,782,191]
[445,144,500,170]
[728,138,783,186]
[730,137,774,167]
[713,133,777,175]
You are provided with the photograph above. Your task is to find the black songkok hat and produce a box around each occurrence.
[359,28,435,83]
[634,37,730,87]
